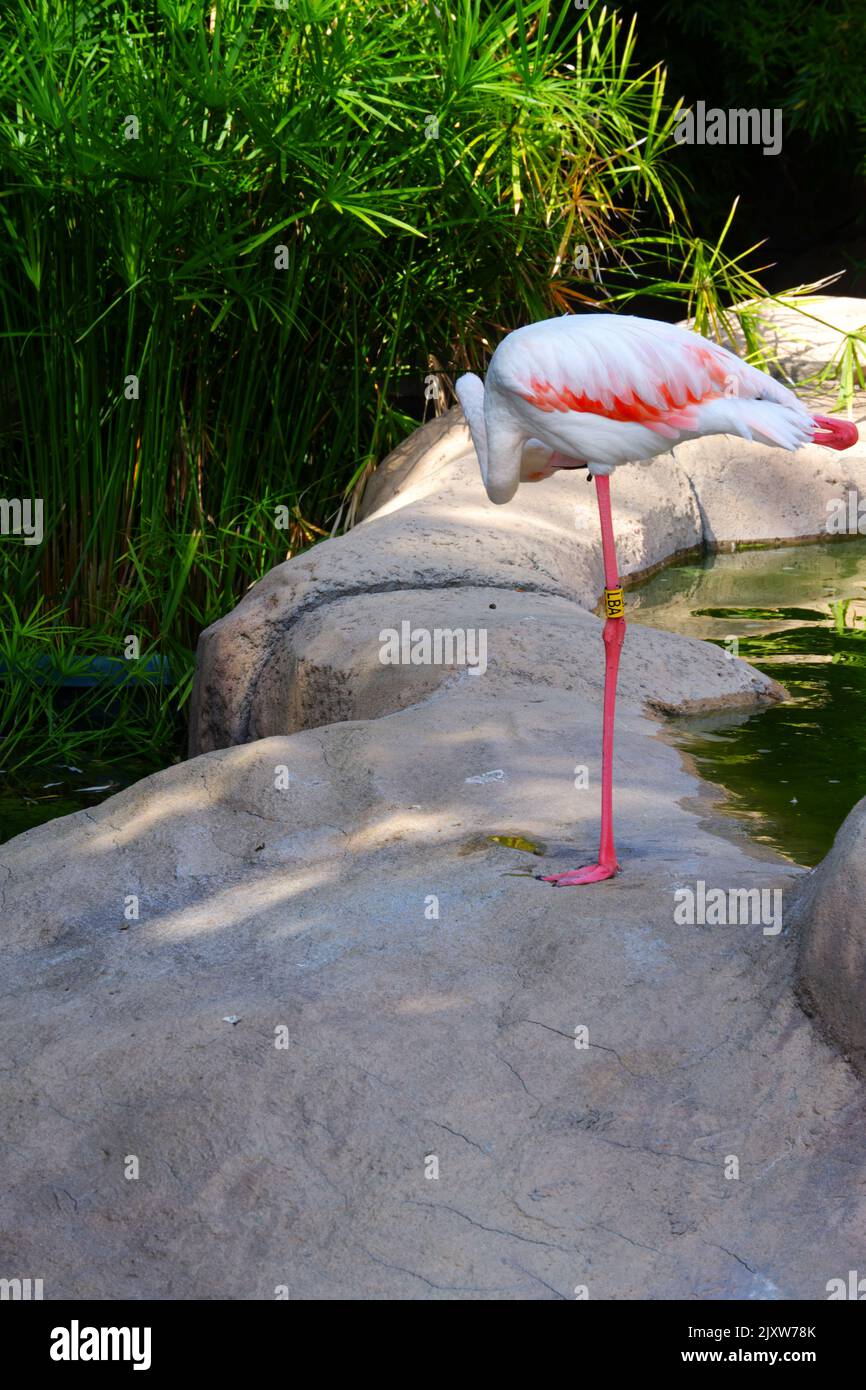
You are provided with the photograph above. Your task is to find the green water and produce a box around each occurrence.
[0,756,168,845]
[631,539,866,866]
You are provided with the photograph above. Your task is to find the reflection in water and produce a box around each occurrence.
[630,539,866,866]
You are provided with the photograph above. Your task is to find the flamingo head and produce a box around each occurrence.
[520,440,587,482]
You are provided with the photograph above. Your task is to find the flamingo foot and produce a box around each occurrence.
[537,860,620,886]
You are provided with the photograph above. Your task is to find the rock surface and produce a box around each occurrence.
[794,797,866,1075]
[720,295,866,383]
[3,603,866,1299]
[4,397,866,1300]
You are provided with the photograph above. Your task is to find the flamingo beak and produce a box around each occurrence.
[811,415,859,450]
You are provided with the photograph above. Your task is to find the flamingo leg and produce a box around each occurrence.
[539,472,624,885]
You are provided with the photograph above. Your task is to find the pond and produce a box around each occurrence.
[630,538,866,866]
[0,756,170,845]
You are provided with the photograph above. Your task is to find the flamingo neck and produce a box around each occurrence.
[454,374,489,475]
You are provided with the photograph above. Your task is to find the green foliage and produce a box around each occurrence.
[0,598,183,772]
[0,0,693,765]
[662,0,866,160]
[0,0,682,618]
[602,195,777,353]
[2,0,854,780]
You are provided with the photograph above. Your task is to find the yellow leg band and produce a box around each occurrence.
[604,587,625,619]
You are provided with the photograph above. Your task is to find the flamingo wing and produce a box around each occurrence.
[490,314,811,447]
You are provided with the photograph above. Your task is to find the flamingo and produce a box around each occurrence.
[455,313,858,885]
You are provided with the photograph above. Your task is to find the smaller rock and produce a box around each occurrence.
[793,796,866,1073]
[683,295,866,383]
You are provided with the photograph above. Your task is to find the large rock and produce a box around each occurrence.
[189,413,703,753]
[191,586,781,747]
[190,402,866,755]
[794,798,866,1073]
[2,605,866,1299]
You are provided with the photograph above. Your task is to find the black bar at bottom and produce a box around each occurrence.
[4,1297,861,1374]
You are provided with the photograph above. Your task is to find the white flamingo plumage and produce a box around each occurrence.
[456,313,858,885]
